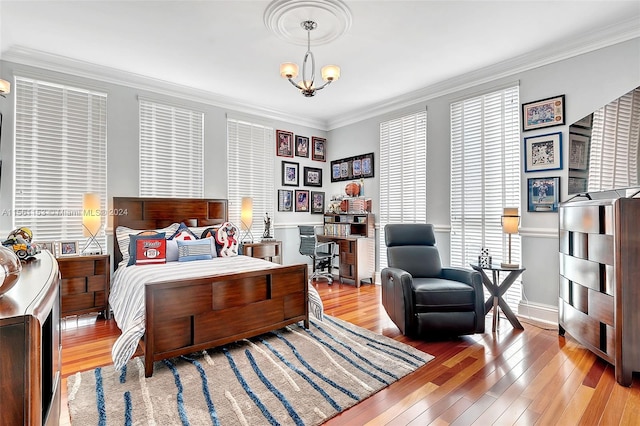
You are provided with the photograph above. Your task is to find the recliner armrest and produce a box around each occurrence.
[441,266,485,333]
[381,267,415,335]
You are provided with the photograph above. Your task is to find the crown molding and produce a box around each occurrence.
[1,46,328,130]
[326,17,640,130]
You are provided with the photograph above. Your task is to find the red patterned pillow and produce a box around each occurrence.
[132,236,167,265]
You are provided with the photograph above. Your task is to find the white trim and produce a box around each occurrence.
[517,300,559,327]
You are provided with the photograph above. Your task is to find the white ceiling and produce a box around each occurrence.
[1,1,639,130]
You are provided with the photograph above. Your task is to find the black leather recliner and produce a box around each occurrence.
[381,223,485,337]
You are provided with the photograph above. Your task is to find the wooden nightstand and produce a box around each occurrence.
[242,241,282,264]
[58,254,110,318]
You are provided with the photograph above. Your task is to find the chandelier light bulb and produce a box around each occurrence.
[280,62,299,79]
[321,65,340,82]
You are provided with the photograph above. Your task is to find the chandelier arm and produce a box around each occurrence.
[287,78,301,89]
[301,51,316,90]
[312,79,333,92]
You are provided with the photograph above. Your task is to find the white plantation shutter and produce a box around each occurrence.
[14,77,107,247]
[139,99,204,197]
[379,110,427,269]
[588,88,640,191]
[227,117,275,239]
[450,85,521,311]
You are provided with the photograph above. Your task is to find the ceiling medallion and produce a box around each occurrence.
[264,0,352,46]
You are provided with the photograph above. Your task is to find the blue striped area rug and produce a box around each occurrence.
[67,316,433,425]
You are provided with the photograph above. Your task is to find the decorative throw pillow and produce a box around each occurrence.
[167,236,217,262]
[127,232,166,266]
[199,226,219,239]
[215,222,239,257]
[116,223,180,266]
[177,238,214,262]
[169,222,198,241]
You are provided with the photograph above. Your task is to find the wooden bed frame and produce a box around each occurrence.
[112,197,309,377]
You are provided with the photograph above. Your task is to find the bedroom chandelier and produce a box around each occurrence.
[279,20,340,97]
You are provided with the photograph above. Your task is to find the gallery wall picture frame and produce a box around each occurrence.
[522,94,565,131]
[57,240,80,257]
[295,135,309,158]
[295,190,309,212]
[303,166,323,187]
[311,191,325,214]
[311,136,326,162]
[527,177,560,213]
[330,152,375,182]
[276,129,294,157]
[281,161,299,186]
[568,177,588,194]
[524,132,563,172]
[278,189,293,212]
[568,133,590,171]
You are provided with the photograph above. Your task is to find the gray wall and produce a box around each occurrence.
[1,38,638,322]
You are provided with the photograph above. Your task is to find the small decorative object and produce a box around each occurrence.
[0,244,22,297]
[311,136,326,161]
[2,226,40,261]
[57,240,79,257]
[524,132,563,172]
[478,248,492,268]
[528,177,561,212]
[345,181,361,197]
[276,130,294,157]
[262,213,274,241]
[522,94,565,131]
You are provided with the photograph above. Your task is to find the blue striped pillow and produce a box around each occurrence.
[177,239,213,262]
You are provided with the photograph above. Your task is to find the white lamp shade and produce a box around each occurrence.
[502,207,520,234]
[280,62,299,79]
[321,65,340,82]
[241,197,253,229]
[83,193,102,237]
[0,79,10,95]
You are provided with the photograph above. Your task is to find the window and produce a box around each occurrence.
[14,77,107,249]
[227,117,275,240]
[588,87,640,191]
[139,98,204,197]
[379,110,428,268]
[450,85,521,310]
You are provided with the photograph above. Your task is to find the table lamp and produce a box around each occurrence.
[501,207,520,268]
[240,197,254,243]
[83,192,103,254]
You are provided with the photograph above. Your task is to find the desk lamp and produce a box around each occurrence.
[501,207,520,268]
[82,192,103,254]
[240,197,254,243]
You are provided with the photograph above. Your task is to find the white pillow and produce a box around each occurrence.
[167,236,217,262]
[116,223,180,267]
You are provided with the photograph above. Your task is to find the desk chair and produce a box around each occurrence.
[298,225,337,284]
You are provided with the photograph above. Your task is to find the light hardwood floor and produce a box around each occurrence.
[60,280,640,425]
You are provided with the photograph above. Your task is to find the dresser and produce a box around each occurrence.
[58,254,110,318]
[558,195,640,386]
[0,251,61,425]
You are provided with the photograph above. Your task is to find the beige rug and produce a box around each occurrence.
[67,316,432,425]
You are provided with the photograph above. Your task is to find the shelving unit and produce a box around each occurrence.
[323,213,374,238]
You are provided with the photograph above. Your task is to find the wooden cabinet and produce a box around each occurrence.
[0,251,61,425]
[558,196,640,386]
[242,241,282,264]
[323,213,374,238]
[58,254,110,318]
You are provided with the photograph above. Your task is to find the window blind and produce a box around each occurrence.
[450,86,521,311]
[139,99,204,197]
[227,118,275,240]
[14,76,107,248]
[379,110,428,269]
[588,87,640,191]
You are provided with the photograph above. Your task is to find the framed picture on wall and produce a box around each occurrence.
[524,132,562,172]
[522,94,565,131]
[528,177,560,212]
[295,190,309,212]
[295,135,309,157]
[277,189,293,212]
[311,191,325,214]
[276,129,294,157]
[281,161,299,186]
[311,137,326,161]
[568,133,589,170]
[303,167,322,187]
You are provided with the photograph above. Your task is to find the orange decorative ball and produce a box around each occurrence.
[345,182,361,197]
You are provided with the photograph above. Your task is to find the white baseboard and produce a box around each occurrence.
[517,300,558,328]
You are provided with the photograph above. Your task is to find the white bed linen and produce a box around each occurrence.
[109,255,284,370]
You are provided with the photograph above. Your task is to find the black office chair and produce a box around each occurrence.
[298,225,337,284]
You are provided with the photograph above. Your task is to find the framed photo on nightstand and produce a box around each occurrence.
[56,240,79,257]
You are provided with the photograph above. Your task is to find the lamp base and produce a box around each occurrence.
[500,262,520,269]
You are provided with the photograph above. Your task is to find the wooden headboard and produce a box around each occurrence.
[112,197,228,267]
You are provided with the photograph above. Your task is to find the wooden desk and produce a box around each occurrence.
[318,235,374,287]
[242,241,282,264]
